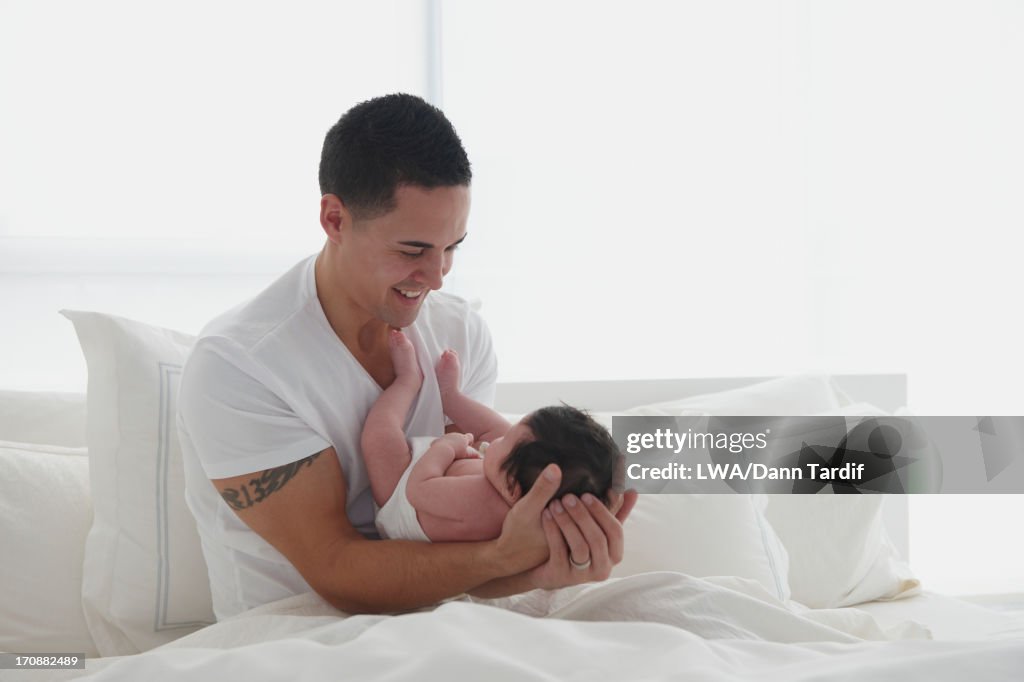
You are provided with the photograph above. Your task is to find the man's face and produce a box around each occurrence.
[337,184,470,329]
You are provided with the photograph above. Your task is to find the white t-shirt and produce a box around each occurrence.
[177,255,497,620]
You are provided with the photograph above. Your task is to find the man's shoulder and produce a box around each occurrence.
[199,255,318,352]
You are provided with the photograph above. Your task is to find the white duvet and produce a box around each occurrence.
[20,573,1024,682]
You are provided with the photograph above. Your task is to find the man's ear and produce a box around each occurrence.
[319,194,350,244]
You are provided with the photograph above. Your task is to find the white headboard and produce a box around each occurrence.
[494,374,911,561]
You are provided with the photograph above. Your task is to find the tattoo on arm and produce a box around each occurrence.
[220,452,323,511]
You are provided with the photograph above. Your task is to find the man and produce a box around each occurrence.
[177,93,636,619]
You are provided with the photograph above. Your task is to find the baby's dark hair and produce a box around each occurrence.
[500,405,621,507]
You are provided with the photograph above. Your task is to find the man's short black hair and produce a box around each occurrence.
[500,405,622,507]
[318,93,472,219]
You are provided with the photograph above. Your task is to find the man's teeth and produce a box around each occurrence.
[397,289,422,299]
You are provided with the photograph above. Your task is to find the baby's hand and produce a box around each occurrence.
[432,432,478,459]
[389,329,423,387]
[435,349,462,399]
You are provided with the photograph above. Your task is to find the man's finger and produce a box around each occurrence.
[515,464,561,516]
[580,493,627,566]
[564,495,609,571]
[606,490,624,516]
[541,508,566,562]
[616,490,638,524]
[549,499,588,563]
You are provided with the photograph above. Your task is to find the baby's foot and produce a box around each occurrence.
[435,349,462,399]
[389,329,423,387]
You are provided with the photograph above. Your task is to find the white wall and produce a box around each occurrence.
[0,0,430,391]
[441,0,1024,415]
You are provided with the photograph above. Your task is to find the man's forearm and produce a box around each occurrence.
[466,571,538,599]
[311,533,532,614]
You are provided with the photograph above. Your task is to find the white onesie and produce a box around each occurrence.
[374,436,437,542]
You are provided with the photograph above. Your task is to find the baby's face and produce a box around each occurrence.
[483,418,534,505]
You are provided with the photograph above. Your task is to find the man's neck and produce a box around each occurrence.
[313,250,390,356]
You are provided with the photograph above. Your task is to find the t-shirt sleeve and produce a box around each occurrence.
[178,338,331,479]
[459,309,498,408]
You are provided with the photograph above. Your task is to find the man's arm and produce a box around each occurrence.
[211,445,561,614]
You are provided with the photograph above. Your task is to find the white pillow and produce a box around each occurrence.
[613,494,790,601]
[813,402,889,418]
[0,441,97,655]
[61,310,212,656]
[608,376,854,600]
[606,374,856,598]
[765,494,919,608]
[762,402,919,608]
[602,379,836,600]
[0,390,87,447]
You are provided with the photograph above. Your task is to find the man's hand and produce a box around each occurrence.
[491,463,564,574]
[527,488,638,589]
[490,464,639,587]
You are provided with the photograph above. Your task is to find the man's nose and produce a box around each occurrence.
[418,253,445,290]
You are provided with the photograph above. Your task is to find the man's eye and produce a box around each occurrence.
[400,251,425,258]
[445,244,461,253]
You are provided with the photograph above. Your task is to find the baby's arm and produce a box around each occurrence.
[405,433,503,540]
[362,330,423,508]
[436,349,510,444]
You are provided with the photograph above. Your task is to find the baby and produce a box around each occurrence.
[363,329,620,542]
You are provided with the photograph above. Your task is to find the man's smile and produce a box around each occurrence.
[394,288,425,304]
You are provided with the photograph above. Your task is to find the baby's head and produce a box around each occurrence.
[484,405,620,507]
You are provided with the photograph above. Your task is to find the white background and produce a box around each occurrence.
[1,0,1021,595]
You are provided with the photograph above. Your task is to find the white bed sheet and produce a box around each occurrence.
[854,591,1024,640]
[12,573,1023,682]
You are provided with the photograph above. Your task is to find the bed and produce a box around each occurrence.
[1,311,1022,680]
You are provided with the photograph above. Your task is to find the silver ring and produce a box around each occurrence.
[569,555,592,571]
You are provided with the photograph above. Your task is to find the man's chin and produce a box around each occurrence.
[381,303,424,329]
